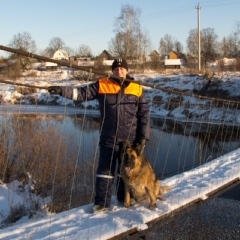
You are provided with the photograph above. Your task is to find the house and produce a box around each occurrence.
[45,62,58,71]
[52,49,69,61]
[215,57,236,71]
[98,50,113,61]
[164,51,186,69]
[69,57,93,66]
[97,50,114,66]
[146,50,160,62]
[221,57,236,66]
[45,49,69,71]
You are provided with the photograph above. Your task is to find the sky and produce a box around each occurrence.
[1,0,240,57]
[0,67,240,238]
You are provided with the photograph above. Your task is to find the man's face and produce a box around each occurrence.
[112,67,127,78]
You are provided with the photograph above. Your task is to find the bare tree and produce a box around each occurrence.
[201,28,218,67]
[219,34,239,58]
[108,32,125,57]
[159,39,167,56]
[187,28,218,66]
[44,37,66,57]
[108,4,149,60]
[219,22,240,58]
[229,32,239,57]
[159,34,175,56]
[64,46,75,58]
[186,28,199,56]
[219,36,230,57]
[236,21,240,33]
[77,44,93,58]
[174,41,184,53]
[135,28,151,62]
[9,32,37,70]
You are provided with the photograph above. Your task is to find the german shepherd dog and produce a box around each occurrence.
[120,141,170,209]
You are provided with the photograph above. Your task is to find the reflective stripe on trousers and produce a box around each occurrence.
[94,146,125,207]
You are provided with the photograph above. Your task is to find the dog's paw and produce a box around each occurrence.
[124,202,130,208]
[149,203,157,209]
[157,196,166,201]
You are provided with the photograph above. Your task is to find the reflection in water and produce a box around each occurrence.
[150,117,240,177]
[1,113,239,211]
[50,115,240,178]
[1,114,238,180]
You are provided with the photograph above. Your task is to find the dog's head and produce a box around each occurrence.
[121,140,144,175]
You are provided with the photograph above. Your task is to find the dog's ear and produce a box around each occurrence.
[120,140,132,160]
[135,142,145,156]
[126,140,131,148]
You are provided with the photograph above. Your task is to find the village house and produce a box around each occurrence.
[52,49,69,61]
[45,62,58,71]
[97,50,115,66]
[46,49,69,71]
[218,57,236,71]
[146,50,161,62]
[164,51,186,69]
[69,56,92,66]
[98,50,114,61]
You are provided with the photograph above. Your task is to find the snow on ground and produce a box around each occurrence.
[0,68,240,239]
[0,149,239,239]
[1,68,240,122]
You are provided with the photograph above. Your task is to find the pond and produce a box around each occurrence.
[26,112,240,179]
[1,107,239,179]
[1,106,239,209]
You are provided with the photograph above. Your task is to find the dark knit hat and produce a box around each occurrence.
[112,58,128,71]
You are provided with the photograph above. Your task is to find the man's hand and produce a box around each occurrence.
[48,86,62,95]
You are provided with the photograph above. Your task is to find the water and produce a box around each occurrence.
[1,105,239,179]
[17,113,238,179]
[1,106,239,208]
[39,114,240,202]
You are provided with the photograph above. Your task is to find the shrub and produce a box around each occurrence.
[0,115,96,215]
[2,204,27,225]
[153,95,163,106]
[15,86,37,95]
[1,61,22,80]
[236,57,240,71]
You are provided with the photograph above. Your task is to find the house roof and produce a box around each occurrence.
[100,50,113,59]
[149,50,159,56]
[167,51,185,59]
[53,49,69,60]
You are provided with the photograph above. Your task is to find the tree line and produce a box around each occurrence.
[3,5,240,68]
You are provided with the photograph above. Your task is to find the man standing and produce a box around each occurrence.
[48,58,150,213]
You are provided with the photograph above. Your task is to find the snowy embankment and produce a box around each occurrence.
[1,69,240,123]
[0,69,240,239]
[0,148,239,239]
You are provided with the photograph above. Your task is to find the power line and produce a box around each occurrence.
[140,0,240,23]
[40,1,240,45]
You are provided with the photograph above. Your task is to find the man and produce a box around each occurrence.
[48,58,150,213]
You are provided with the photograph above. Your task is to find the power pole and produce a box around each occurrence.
[196,3,201,71]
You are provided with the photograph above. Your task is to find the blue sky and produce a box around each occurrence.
[0,0,239,57]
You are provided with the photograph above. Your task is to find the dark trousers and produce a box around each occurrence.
[94,145,125,207]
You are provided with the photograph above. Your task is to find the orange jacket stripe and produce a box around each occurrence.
[99,78,121,94]
[98,78,142,97]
